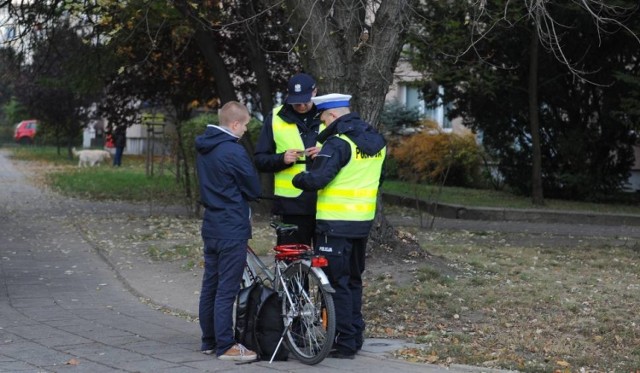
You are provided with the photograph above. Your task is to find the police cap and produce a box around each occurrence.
[311,93,352,111]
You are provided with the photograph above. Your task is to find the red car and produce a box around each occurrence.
[14,119,38,144]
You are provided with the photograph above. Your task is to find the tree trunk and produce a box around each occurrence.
[173,0,237,104]
[238,0,275,116]
[528,30,544,205]
[282,0,425,259]
[284,0,410,125]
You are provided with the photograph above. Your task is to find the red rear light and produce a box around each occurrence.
[311,256,328,267]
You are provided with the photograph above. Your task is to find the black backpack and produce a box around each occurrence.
[235,281,289,361]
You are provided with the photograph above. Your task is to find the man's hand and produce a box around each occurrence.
[284,149,304,165]
[304,146,321,159]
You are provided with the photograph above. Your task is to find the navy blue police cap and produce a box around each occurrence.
[286,73,316,104]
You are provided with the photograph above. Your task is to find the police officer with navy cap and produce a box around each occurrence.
[254,73,323,247]
[292,93,387,359]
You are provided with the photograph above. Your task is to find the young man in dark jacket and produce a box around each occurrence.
[196,101,261,362]
[254,73,322,246]
[292,93,386,359]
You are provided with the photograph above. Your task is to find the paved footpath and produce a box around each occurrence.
[0,149,511,373]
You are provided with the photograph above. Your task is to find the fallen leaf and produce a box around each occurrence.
[426,354,439,363]
[66,358,80,365]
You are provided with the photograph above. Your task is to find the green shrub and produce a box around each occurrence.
[181,113,216,164]
[384,155,399,180]
[176,113,262,212]
[179,113,262,166]
[0,124,14,144]
[379,101,422,135]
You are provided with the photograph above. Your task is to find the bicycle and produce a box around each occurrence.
[242,221,337,365]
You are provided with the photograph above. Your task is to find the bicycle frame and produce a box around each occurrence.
[244,244,334,300]
[244,245,275,286]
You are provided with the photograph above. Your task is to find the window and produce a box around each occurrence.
[400,84,451,130]
[5,26,16,41]
[405,86,423,114]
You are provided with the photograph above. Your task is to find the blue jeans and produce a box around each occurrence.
[113,146,124,166]
[199,238,247,356]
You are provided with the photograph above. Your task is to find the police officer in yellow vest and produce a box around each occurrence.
[254,73,322,246]
[292,93,386,359]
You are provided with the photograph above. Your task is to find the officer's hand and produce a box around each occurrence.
[305,146,321,159]
[284,149,304,165]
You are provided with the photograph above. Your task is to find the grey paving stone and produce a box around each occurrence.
[119,340,192,355]
[118,358,182,371]
[0,360,39,372]
[0,342,75,367]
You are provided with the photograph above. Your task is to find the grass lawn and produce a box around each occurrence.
[11,146,640,215]
[363,225,640,372]
[382,180,640,215]
[9,146,184,203]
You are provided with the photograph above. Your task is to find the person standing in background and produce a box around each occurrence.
[112,125,126,167]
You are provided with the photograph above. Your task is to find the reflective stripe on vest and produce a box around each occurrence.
[317,136,385,221]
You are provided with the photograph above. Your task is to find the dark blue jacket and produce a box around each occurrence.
[196,124,261,239]
[292,112,386,238]
[114,126,126,148]
[254,104,321,215]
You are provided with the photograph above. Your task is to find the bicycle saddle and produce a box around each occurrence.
[270,222,299,236]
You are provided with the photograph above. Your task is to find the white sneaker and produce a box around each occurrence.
[218,343,257,362]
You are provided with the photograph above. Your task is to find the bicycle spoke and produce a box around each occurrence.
[281,262,336,364]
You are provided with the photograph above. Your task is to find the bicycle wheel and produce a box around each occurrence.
[281,262,336,365]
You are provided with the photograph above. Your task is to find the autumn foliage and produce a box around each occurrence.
[390,122,483,187]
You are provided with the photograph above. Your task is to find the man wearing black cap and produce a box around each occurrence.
[292,93,387,359]
[254,73,322,246]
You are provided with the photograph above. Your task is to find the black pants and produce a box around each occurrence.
[315,234,366,355]
[278,214,316,247]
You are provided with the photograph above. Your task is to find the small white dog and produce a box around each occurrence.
[72,147,111,167]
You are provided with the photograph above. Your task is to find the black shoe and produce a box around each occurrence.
[328,350,355,359]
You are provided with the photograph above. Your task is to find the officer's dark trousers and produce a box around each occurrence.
[316,235,366,355]
[279,214,316,247]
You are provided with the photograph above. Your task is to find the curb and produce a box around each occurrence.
[382,193,640,227]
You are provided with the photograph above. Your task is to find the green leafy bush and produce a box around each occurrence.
[176,113,262,212]
[0,124,14,144]
[379,101,423,135]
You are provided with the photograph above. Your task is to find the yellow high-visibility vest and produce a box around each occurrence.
[272,106,324,197]
[317,135,385,221]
